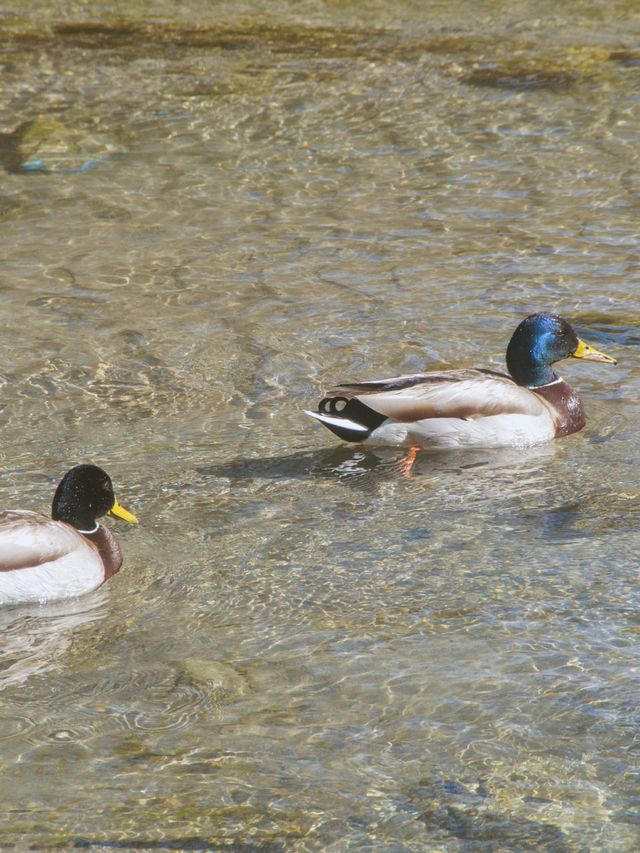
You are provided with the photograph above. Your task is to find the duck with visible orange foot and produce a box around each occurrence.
[307,313,617,452]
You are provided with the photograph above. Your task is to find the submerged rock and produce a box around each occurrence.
[178,657,251,701]
[462,65,576,92]
[609,49,640,67]
[0,116,125,174]
[408,778,571,851]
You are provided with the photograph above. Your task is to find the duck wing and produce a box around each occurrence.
[328,369,549,422]
[0,510,93,571]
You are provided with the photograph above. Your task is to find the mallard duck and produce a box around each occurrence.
[0,464,138,606]
[306,313,617,450]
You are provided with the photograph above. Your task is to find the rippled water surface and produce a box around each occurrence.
[1,1,639,849]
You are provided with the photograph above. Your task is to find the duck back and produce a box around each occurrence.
[0,511,105,605]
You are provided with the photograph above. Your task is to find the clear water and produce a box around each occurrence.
[0,2,639,849]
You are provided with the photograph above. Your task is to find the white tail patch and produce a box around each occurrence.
[304,410,369,432]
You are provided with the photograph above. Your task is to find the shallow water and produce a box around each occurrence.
[0,1,639,849]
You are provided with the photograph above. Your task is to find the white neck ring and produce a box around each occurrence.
[529,376,563,390]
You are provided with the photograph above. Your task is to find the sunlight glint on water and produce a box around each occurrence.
[0,2,639,849]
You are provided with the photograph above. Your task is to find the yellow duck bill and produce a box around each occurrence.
[108,499,139,524]
[572,338,617,363]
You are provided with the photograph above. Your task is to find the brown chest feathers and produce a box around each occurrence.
[533,379,586,437]
[83,525,123,580]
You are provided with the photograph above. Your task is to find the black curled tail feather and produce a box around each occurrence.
[316,395,388,442]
